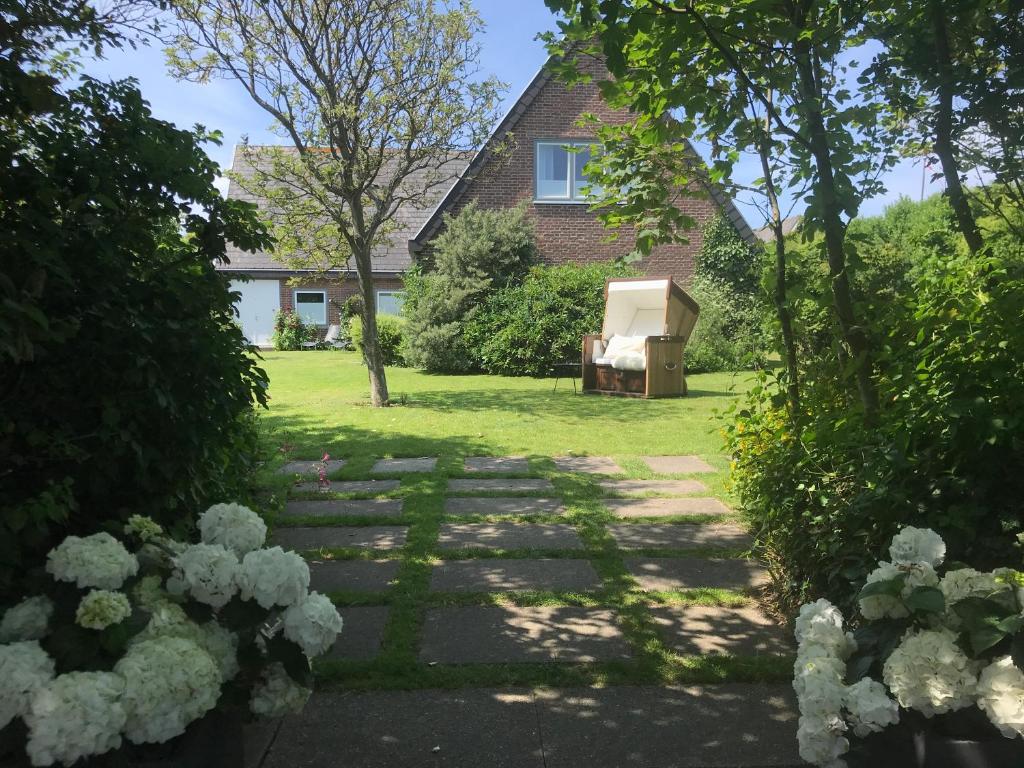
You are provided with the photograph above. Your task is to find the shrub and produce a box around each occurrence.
[695,215,761,295]
[684,276,767,373]
[271,309,314,350]
[468,261,639,376]
[350,314,406,366]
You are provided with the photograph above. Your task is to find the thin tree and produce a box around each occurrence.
[167,0,502,406]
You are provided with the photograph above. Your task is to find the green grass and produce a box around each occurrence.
[254,352,789,691]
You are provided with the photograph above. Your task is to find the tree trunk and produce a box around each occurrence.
[929,0,985,255]
[792,37,880,423]
[352,247,390,407]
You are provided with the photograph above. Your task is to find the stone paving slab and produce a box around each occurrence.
[444,497,564,516]
[437,523,584,551]
[271,526,408,551]
[325,606,389,661]
[552,456,624,474]
[371,457,437,473]
[308,559,400,593]
[291,479,399,495]
[464,456,530,473]
[278,459,346,476]
[604,497,731,517]
[448,478,554,493]
[625,557,768,592]
[282,499,403,518]
[607,523,751,550]
[535,684,800,767]
[429,559,601,593]
[261,688,544,768]
[599,479,707,496]
[420,606,632,663]
[642,455,716,474]
[649,605,792,657]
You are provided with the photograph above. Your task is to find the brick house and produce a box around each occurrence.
[219,54,754,347]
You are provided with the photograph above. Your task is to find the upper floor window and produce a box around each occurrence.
[535,141,601,202]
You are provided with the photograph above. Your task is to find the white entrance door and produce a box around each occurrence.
[230,279,280,347]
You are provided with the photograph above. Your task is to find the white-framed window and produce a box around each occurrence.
[293,289,327,326]
[535,140,601,202]
[376,290,405,316]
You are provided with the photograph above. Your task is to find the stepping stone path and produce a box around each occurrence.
[325,606,389,661]
[625,557,769,592]
[278,458,346,475]
[309,560,399,593]
[444,497,564,516]
[464,456,530,473]
[371,457,437,473]
[282,499,403,518]
[599,479,707,495]
[607,523,751,550]
[437,523,583,550]
[448,478,554,493]
[552,456,624,474]
[271,525,408,551]
[604,497,731,517]
[642,455,715,474]
[649,605,791,656]
[420,606,632,663]
[292,479,399,495]
[429,559,601,593]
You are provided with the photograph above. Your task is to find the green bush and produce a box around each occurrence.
[271,308,314,350]
[350,314,406,366]
[468,261,640,376]
[685,276,767,374]
[695,215,762,295]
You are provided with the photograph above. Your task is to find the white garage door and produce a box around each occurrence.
[230,279,280,347]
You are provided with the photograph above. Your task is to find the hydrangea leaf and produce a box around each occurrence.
[903,586,945,614]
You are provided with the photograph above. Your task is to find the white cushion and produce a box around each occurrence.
[604,334,646,358]
[612,353,646,371]
[593,356,614,366]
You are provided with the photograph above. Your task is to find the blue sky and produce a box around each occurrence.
[85,0,931,226]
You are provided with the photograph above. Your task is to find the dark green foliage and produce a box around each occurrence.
[0,11,272,598]
[468,262,639,377]
[695,215,761,296]
[272,308,314,350]
[350,315,406,366]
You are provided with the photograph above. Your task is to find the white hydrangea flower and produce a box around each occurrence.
[115,636,221,744]
[75,590,131,631]
[24,671,125,767]
[170,543,240,609]
[0,595,54,642]
[844,678,899,737]
[250,662,311,718]
[859,561,938,620]
[888,526,945,567]
[794,599,856,661]
[283,592,343,657]
[794,657,847,716]
[796,713,848,767]
[46,532,138,590]
[883,628,978,717]
[198,503,267,556]
[198,621,240,681]
[123,514,164,542]
[238,547,309,609]
[976,656,1024,739]
[939,568,1005,627]
[132,575,172,612]
[0,641,55,729]
[130,606,238,682]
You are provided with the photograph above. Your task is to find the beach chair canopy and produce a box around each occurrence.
[600,278,700,345]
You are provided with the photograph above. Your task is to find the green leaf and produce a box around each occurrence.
[1011,634,1024,673]
[265,634,312,687]
[969,626,1008,656]
[953,596,1010,628]
[904,586,945,614]
[858,575,905,600]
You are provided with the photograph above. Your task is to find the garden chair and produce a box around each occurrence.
[301,324,346,350]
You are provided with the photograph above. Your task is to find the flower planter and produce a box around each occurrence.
[845,725,924,768]
[124,708,244,768]
[922,732,1024,768]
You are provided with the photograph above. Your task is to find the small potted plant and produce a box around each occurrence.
[793,527,1024,768]
[0,503,343,767]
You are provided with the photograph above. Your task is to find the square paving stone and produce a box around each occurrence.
[552,456,624,474]
[271,526,408,551]
[308,559,400,593]
[535,684,799,767]
[262,688,544,768]
[291,479,399,495]
[642,455,716,474]
[599,479,707,496]
[371,457,437,473]
[608,523,751,550]
[278,459,346,476]
[282,499,403,518]
[437,523,584,551]
[444,497,564,516]
[625,557,768,592]
[604,497,731,517]
[448,478,555,493]
[649,605,792,657]
[429,559,601,593]
[464,456,530,473]
[324,606,390,661]
[420,606,632,663]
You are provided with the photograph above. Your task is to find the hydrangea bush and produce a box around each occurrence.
[794,527,1024,766]
[0,503,342,767]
